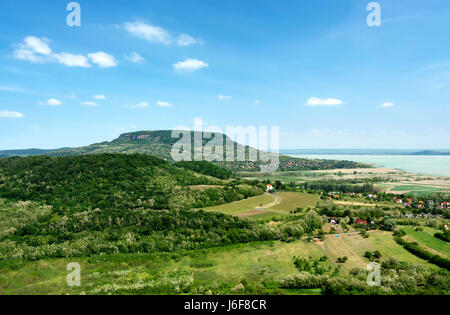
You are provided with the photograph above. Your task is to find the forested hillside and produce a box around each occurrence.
[1,130,369,172]
[0,154,323,262]
[0,154,262,213]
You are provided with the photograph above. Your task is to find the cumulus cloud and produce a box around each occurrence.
[24,36,51,55]
[14,48,46,63]
[88,52,117,68]
[377,102,395,108]
[177,34,202,47]
[47,98,62,106]
[218,94,232,100]
[94,94,106,100]
[124,22,172,44]
[173,58,208,72]
[306,97,343,106]
[127,102,149,109]
[0,110,24,118]
[156,101,172,107]
[81,101,98,107]
[13,36,51,63]
[124,52,144,63]
[13,36,116,69]
[52,52,91,68]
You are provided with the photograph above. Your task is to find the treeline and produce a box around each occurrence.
[299,180,374,193]
[435,231,450,243]
[281,257,449,295]
[174,161,233,180]
[0,154,261,213]
[394,237,450,270]
[0,198,324,261]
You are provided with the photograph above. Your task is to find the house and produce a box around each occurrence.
[266,184,274,192]
[329,217,337,224]
[355,218,368,225]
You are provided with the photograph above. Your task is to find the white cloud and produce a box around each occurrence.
[306,97,343,106]
[124,22,172,44]
[81,101,98,107]
[47,98,62,106]
[13,36,116,69]
[127,102,149,109]
[13,36,51,63]
[253,100,261,104]
[88,52,117,68]
[377,102,395,108]
[218,94,232,100]
[0,110,24,118]
[14,48,46,63]
[156,101,172,107]
[173,58,208,72]
[51,52,91,68]
[24,36,52,55]
[177,34,202,47]
[124,52,144,63]
[94,94,106,100]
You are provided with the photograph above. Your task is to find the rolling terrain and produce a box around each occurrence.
[0,130,369,172]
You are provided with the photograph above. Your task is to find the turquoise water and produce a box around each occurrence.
[290,154,450,177]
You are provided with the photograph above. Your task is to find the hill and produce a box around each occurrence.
[42,130,369,172]
[0,148,60,158]
[0,154,263,213]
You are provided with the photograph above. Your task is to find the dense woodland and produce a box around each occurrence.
[0,154,325,262]
[0,154,261,213]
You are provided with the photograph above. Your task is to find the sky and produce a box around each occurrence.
[0,0,449,150]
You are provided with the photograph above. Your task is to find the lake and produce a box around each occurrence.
[289,154,450,177]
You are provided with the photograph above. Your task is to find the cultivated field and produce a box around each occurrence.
[1,229,438,295]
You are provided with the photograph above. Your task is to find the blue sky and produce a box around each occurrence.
[0,0,449,150]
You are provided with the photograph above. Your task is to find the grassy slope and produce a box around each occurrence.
[0,241,324,295]
[1,232,433,295]
[270,192,320,212]
[368,231,435,267]
[204,192,320,218]
[204,194,276,215]
[1,230,440,295]
[401,227,450,258]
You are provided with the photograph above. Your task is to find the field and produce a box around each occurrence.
[1,228,441,295]
[389,184,450,195]
[0,241,324,295]
[401,227,450,258]
[203,194,276,216]
[318,231,434,272]
[204,192,320,219]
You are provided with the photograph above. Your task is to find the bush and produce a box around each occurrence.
[434,231,450,243]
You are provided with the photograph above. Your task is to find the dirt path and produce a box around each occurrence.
[255,193,280,211]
